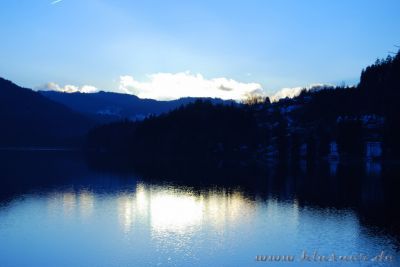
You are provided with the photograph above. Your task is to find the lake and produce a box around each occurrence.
[0,151,399,266]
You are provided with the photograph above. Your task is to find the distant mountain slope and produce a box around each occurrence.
[39,90,236,121]
[0,78,94,147]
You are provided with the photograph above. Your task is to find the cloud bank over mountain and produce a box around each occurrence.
[118,72,263,101]
[40,82,98,93]
[39,75,333,102]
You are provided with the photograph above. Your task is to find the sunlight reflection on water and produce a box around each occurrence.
[112,184,256,236]
[0,182,399,267]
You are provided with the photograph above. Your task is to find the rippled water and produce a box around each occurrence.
[0,152,398,266]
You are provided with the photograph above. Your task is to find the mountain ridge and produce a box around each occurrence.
[0,77,95,147]
[39,90,237,121]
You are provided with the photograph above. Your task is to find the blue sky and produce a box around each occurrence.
[0,0,399,100]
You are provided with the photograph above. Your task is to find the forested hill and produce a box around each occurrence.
[86,51,400,170]
[0,78,94,147]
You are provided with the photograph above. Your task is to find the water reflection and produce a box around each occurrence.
[62,192,77,217]
[0,181,398,267]
[150,190,203,233]
[1,151,400,267]
[329,159,339,176]
[110,184,255,236]
[366,160,382,176]
[47,190,96,221]
[79,191,94,219]
[117,194,135,233]
[45,184,258,238]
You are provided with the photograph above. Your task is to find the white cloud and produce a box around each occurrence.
[270,83,334,102]
[270,87,304,102]
[119,72,263,101]
[41,82,98,93]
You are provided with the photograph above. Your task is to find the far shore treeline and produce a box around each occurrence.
[86,51,400,171]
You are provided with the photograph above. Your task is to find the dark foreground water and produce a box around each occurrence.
[0,151,399,267]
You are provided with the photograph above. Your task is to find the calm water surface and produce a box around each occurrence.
[0,151,399,267]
